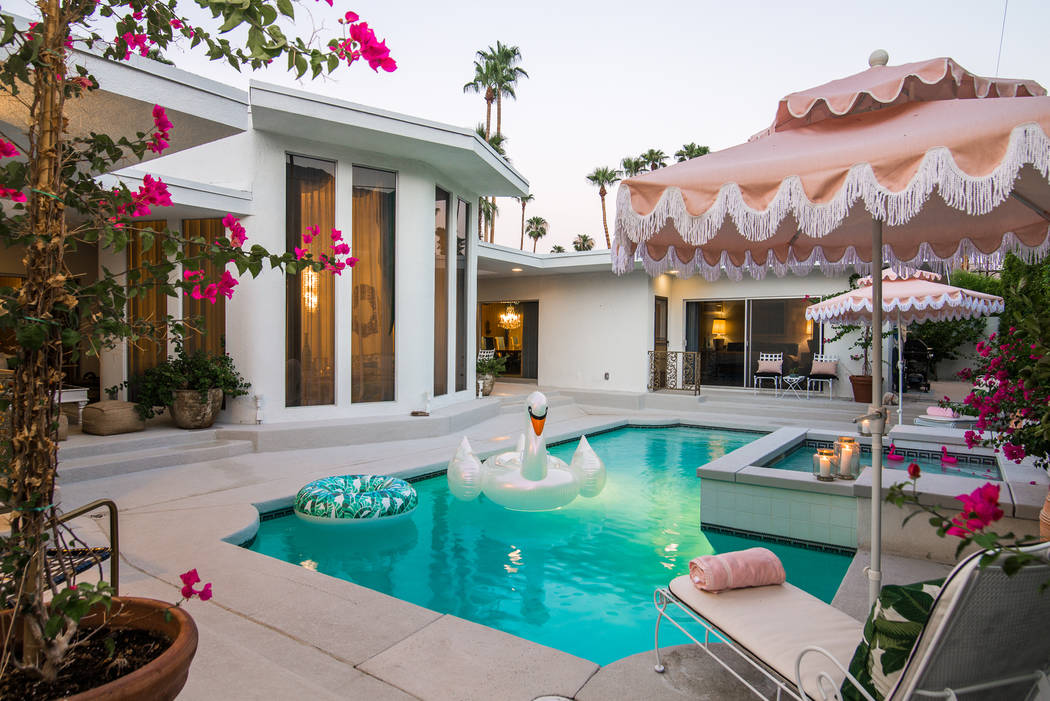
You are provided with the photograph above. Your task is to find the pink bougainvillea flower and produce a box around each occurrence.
[216,270,238,300]
[947,482,1004,538]
[0,140,19,158]
[183,269,205,282]
[180,568,201,587]
[222,214,247,247]
[1002,442,1026,463]
[170,18,183,28]
[907,462,921,480]
[331,242,350,256]
[330,227,343,242]
[346,256,359,268]
[0,187,26,203]
[198,582,213,601]
[342,11,360,22]
[294,247,307,260]
[303,226,318,244]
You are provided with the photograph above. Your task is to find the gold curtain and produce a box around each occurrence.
[182,219,226,356]
[351,170,396,403]
[286,159,335,406]
[434,189,449,397]
[127,220,168,378]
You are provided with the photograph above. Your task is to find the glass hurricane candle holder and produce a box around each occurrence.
[834,436,860,480]
[812,448,836,482]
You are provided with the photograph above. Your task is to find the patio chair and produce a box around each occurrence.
[806,354,839,399]
[653,541,1050,700]
[753,352,783,394]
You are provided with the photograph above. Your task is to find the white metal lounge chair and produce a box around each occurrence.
[653,541,1050,700]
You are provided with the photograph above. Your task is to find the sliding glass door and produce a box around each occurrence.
[685,298,818,388]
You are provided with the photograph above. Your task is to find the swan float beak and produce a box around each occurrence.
[529,407,546,437]
[527,391,548,437]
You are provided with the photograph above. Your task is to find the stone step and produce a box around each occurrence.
[59,427,219,461]
[57,439,254,484]
[498,392,574,414]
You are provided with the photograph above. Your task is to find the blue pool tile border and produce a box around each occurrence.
[701,522,857,556]
[803,438,996,467]
[548,422,765,448]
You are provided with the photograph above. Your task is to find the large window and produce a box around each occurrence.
[182,218,226,357]
[434,187,450,397]
[286,155,336,407]
[455,199,469,391]
[352,166,396,403]
[127,220,169,380]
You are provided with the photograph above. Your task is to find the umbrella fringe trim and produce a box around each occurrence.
[614,122,1050,248]
[616,228,1050,279]
[806,295,1006,325]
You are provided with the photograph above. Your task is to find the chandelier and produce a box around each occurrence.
[498,303,521,330]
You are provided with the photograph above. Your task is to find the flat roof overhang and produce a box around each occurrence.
[478,242,629,277]
[0,17,249,162]
[249,81,528,198]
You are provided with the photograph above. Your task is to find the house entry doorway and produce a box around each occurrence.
[478,301,537,380]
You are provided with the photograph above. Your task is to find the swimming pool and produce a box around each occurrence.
[248,426,854,665]
[761,440,1001,481]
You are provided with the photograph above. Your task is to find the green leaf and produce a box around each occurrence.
[104,636,116,657]
[16,323,46,350]
[61,328,81,347]
[276,0,294,17]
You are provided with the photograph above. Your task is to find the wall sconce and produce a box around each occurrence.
[806,319,814,335]
[812,448,836,482]
[302,267,318,312]
[711,319,727,337]
[834,436,860,480]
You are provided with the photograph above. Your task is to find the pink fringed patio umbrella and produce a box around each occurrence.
[613,53,1050,603]
[805,267,1005,425]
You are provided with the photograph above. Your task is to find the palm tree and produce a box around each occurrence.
[675,142,710,162]
[550,244,566,253]
[463,60,498,138]
[640,148,668,170]
[525,215,548,253]
[517,194,534,250]
[475,126,508,242]
[481,41,528,138]
[620,156,647,177]
[585,167,621,248]
[480,198,499,242]
[572,234,595,251]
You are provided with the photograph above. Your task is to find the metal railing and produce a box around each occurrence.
[647,351,701,394]
[57,499,120,594]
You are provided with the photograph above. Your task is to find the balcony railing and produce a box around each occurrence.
[648,351,701,394]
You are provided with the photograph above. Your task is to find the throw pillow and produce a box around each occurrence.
[756,358,782,374]
[810,360,838,376]
[841,578,944,701]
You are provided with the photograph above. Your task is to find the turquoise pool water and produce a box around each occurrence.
[763,442,1001,481]
[249,426,854,665]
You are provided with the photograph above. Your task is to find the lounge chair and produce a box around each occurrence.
[806,354,838,400]
[653,541,1050,700]
[754,352,783,395]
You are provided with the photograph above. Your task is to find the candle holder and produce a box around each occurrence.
[812,448,836,482]
[834,436,860,480]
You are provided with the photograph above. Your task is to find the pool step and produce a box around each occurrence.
[59,427,219,461]
[497,391,575,414]
[57,439,255,484]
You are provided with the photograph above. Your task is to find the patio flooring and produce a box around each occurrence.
[52,385,978,699]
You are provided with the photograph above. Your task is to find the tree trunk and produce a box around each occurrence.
[484,88,493,139]
[478,197,484,241]
[496,92,503,138]
[519,202,526,250]
[13,0,72,678]
[599,187,611,248]
[532,237,537,253]
[489,196,496,243]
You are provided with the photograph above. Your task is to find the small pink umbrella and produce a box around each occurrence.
[613,53,1049,604]
[805,267,1005,424]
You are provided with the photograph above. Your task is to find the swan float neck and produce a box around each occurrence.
[522,393,549,481]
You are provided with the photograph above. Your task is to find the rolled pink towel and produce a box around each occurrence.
[926,406,958,418]
[689,547,786,593]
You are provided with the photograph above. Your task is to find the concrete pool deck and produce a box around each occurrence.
[53,386,1031,699]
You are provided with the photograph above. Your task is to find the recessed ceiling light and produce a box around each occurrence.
[511,267,523,272]
[667,270,679,275]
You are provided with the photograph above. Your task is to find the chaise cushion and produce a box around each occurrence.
[841,578,944,701]
[81,400,145,436]
[669,575,862,699]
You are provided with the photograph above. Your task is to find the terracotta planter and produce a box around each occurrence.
[479,374,495,397]
[169,388,223,429]
[849,375,873,404]
[1,596,198,701]
[1041,488,1050,542]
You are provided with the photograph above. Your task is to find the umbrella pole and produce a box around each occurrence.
[897,309,903,427]
[868,218,885,606]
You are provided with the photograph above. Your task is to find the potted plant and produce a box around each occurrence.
[0,5,392,697]
[130,344,250,429]
[476,354,508,396]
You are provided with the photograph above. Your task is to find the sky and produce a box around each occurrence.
[13,0,1050,251]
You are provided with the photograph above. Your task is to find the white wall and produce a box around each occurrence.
[110,129,483,423]
[478,271,652,392]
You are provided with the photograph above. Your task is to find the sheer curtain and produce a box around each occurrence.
[182,218,226,356]
[351,166,396,403]
[286,156,336,407]
[127,220,168,380]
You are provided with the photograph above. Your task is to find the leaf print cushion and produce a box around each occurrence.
[841,578,944,701]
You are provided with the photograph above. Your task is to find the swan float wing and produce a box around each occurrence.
[447,436,484,501]
[569,435,607,498]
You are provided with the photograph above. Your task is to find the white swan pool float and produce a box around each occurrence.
[447,391,606,511]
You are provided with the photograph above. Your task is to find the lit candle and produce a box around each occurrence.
[839,444,855,477]
[820,453,832,478]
